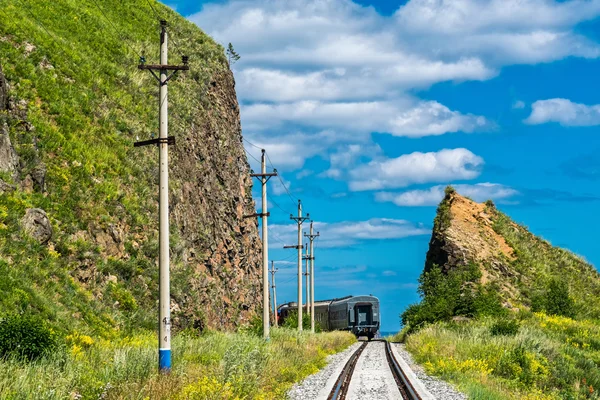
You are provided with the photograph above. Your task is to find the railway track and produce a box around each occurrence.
[326,340,422,400]
[326,342,368,400]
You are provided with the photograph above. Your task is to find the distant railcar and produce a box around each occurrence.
[278,295,380,340]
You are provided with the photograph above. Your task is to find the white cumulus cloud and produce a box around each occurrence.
[189,0,600,181]
[525,98,600,126]
[348,148,484,191]
[375,183,519,206]
[243,100,491,137]
[268,218,429,248]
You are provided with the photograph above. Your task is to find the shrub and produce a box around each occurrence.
[545,279,575,318]
[402,262,496,328]
[473,284,507,317]
[106,283,138,312]
[0,314,58,361]
[282,310,322,332]
[490,319,519,336]
[238,314,264,336]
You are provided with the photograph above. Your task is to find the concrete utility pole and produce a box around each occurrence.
[249,150,277,339]
[135,20,188,372]
[304,222,320,333]
[302,243,310,316]
[270,261,278,327]
[284,200,309,331]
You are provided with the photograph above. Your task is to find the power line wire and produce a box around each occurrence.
[244,148,261,164]
[167,26,185,58]
[242,137,297,207]
[278,253,297,262]
[243,137,262,150]
[144,0,162,21]
[264,150,298,206]
[14,0,78,67]
[90,0,142,58]
[269,196,294,216]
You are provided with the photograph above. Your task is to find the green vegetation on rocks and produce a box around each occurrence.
[0,0,262,339]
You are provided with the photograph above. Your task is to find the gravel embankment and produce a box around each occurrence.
[287,342,362,400]
[346,341,401,399]
[393,343,467,400]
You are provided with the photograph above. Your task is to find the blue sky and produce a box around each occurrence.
[164,0,600,332]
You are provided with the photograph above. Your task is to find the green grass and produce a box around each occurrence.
[491,210,600,319]
[0,328,356,399]
[404,313,600,399]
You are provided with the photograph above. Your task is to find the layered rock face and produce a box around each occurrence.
[169,69,262,330]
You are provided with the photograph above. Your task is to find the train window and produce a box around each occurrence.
[355,305,373,326]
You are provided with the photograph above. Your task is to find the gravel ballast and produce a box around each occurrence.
[346,341,401,400]
[393,343,467,400]
[287,342,362,400]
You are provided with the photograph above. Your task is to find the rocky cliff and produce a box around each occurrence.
[0,0,261,334]
[403,187,600,326]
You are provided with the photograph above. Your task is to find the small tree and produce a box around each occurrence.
[226,43,240,65]
[545,278,575,318]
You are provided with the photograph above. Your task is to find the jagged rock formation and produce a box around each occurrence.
[0,0,262,333]
[425,190,519,306]
[421,188,600,315]
[169,68,262,330]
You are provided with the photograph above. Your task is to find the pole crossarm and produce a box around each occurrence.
[243,212,270,219]
[291,216,310,223]
[138,64,190,71]
[134,136,175,147]
[250,172,278,178]
[284,245,303,249]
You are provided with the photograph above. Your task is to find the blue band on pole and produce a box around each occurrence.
[159,349,171,371]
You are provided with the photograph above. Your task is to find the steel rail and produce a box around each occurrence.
[383,340,422,400]
[326,341,368,400]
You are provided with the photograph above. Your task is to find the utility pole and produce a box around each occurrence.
[304,222,320,333]
[284,200,309,331]
[302,243,310,316]
[270,261,278,327]
[135,20,188,372]
[249,150,277,339]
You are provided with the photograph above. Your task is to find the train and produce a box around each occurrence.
[277,295,380,340]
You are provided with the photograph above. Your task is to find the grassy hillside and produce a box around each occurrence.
[0,0,261,339]
[400,188,600,399]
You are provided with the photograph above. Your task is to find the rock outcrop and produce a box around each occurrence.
[0,65,18,178]
[422,188,600,314]
[21,208,52,244]
[169,68,262,330]
[425,190,519,305]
